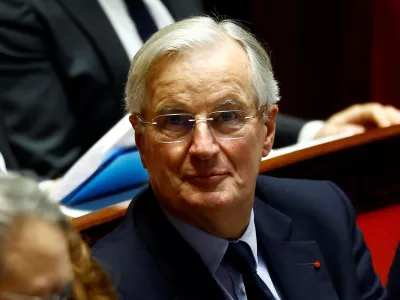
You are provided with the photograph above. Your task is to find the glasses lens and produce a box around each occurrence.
[153,114,194,143]
[208,110,249,140]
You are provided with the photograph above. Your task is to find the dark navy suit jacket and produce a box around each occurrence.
[92,176,386,300]
[387,244,400,300]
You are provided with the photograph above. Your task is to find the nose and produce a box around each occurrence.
[188,119,220,160]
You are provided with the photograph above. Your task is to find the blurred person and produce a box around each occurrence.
[92,16,385,300]
[0,173,117,300]
[1,0,400,178]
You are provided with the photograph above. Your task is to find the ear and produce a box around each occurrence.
[262,105,278,157]
[129,114,147,169]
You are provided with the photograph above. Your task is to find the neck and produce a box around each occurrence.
[164,200,253,240]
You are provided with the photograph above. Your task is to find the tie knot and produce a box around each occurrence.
[225,241,257,276]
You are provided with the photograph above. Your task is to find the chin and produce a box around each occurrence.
[179,184,235,210]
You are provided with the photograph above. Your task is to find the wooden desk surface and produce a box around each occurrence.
[260,124,400,173]
[72,125,400,235]
[72,200,130,232]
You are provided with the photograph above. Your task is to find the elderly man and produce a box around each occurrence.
[93,16,385,300]
[1,0,400,178]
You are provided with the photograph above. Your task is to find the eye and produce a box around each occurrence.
[220,111,235,122]
[155,114,194,132]
[214,111,242,123]
[166,115,184,125]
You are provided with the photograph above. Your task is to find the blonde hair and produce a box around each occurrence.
[67,228,117,300]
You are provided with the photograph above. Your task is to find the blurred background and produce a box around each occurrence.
[205,0,400,119]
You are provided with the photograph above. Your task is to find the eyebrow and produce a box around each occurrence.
[155,105,186,115]
[213,99,247,110]
[154,98,248,115]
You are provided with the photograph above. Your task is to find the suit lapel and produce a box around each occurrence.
[253,198,339,300]
[133,188,340,299]
[134,188,227,300]
[55,0,130,99]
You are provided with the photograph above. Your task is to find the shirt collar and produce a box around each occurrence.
[162,207,258,275]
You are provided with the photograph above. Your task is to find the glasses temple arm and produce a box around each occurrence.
[136,116,157,125]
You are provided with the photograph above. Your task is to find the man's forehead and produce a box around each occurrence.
[161,40,247,70]
[145,41,252,113]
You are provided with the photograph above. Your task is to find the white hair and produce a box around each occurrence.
[125,16,280,114]
[0,173,69,277]
[0,173,68,257]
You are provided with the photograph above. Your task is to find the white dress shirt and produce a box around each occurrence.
[0,153,6,174]
[164,209,281,300]
[97,0,174,60]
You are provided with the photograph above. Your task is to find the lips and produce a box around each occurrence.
[183,172,229,179]
[182,172,229,184]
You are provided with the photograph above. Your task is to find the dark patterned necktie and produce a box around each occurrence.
[225,241,275,300]
[124,0,159,42]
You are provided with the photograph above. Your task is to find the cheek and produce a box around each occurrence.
[221,137,263,177]
[144,141,187,180]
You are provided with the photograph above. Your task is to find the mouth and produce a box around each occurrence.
[183,173,229,185]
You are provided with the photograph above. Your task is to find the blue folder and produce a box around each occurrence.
[61,146,149,206]
[70,184,149,211]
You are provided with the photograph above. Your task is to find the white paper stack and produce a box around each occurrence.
[49,114,135,202]
[264,132,353,161]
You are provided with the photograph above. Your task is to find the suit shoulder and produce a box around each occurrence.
[0,0,35,21]
[91,212,175,299]
[255,175,353,224]
[0,0,51,53]
[92,219,144,269]
[256,175,346,199]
